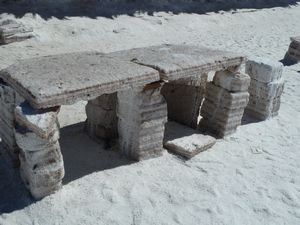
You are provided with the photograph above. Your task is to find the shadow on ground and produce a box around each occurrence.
[0,0,299,19]
[0,122,131,214]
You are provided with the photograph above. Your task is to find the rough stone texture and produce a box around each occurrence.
[199,80,249,137]
[213,70,250,92]
[161,73,207,128]
[108,44,245,81]
[164,121,216,159]
[0,51,159,109]
[85,93,118,140]
[205,82,250,109]
[15,102,64,199]
[246,57,284,120]
[117,83,167,161]
[287,36,300,62]
[245,57,283,83]
[0,81,24,167]
[248,77,285,100]
[0,19,34,45]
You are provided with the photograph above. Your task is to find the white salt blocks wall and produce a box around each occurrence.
[0,81,24,166]
[117,84,167,161]
[245,57,284,120]
[14,102,64,199]
[199,70,250,137]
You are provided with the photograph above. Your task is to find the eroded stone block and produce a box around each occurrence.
[164,121,216,159]
[161,74,207,128]
[15,102,64,199]
[213,70,250,92]
[205,82,249,109]
[246,57,283,83]
[117,83,167,161]
[248,77,285,100]
[85,93,118,140]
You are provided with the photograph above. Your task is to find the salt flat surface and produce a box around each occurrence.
[0,4,300,225]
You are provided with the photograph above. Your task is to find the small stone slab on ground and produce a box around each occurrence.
[108,44,245,81]
[164,121,216,159]
[0,52,159,109]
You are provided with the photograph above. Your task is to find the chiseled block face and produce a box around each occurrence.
[213,70,250,92]
[198,118,240,137]
[117,85,167,161]
[205,82,249,109]
[246,96,281,116]
[248,77,285,100]
[245,57,283,83]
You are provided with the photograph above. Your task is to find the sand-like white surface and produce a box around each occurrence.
[1,4,300,225]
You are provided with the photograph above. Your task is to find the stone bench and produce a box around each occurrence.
[0,44,246,198]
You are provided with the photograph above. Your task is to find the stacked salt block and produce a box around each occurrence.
[199,70,250,137]
[245,57,284,120]
[286,36,300,62]
[0,81,24,167]
[117,83,167,160]
[0,19,34,44]
[14,102,64,199]
[85,93,118,141]
[161,73,207,128]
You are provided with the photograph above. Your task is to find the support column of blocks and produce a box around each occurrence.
[199,70,250,137]
[161,74,207,128]
[14,102,64,199]
[85,93,118,141]
[117,83,167,161]
[0,80,24,167]
[245,57,284,120]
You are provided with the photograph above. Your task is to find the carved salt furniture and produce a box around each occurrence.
[286,36,300,62]
[0,45,246,198]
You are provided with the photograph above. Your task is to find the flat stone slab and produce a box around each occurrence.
[164,121,216,159]
[0,52,159,109]
[108,44,245,81]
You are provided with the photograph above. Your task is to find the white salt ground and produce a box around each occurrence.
[1,4,300,225]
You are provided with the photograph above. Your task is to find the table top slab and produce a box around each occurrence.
[108,44,245,81]
[0,52,159,109]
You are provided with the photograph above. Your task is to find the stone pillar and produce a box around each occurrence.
[245,57,284,120]
[199,70,250,137]
[14,102,64,199]
[0,80,23,167]
[161,73,207,128]
[85,93,118,141]
[117,82,167,161]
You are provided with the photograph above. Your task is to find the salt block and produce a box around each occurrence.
[164,122,216,159]
[287,36,300,61]
[247,96,281,114]
[198,118,240,137]
[200,100,245,123]
[245,57,283,83]
[87,93,117,110]
[213,70,250,92]
[15,126,60,152]
[245,108,278,120]
[117,84,167,161]
[15,102,60,139]
[248,77,284,100]
[0,19,34,44]
[205,82,249,109]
